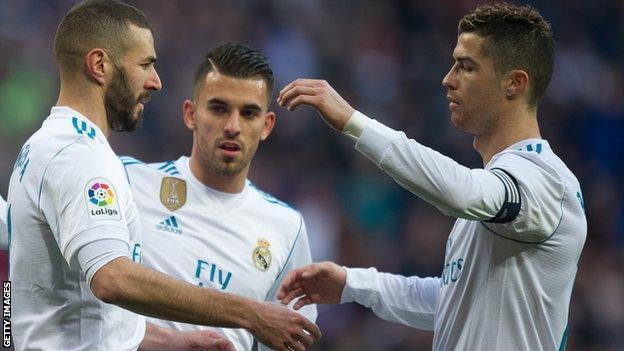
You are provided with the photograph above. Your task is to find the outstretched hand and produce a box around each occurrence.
[277,262,347,310]
[277,79,355,131]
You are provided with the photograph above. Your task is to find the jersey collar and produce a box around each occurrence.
[174,156,251,215]
[503,138,550,153]
[49,106,107,144]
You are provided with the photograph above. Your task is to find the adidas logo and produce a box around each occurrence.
[156,216,182,234]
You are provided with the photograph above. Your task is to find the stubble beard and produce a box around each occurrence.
[206,141,256,178]
[105,65,144,132]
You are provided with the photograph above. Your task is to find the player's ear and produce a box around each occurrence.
[504,69,529,100]
[182,99,196,131]
[260,111,276,141]
[84,48,110,85]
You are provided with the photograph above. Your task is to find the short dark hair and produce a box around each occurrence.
[193,43,274,102]
[54,0,152,74]
[459,3,554,107]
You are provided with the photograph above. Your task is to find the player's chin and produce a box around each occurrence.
[450,112,467,129]
[134,103,145,118]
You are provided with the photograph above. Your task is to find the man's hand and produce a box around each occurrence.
[277,79,355,131]
[166,329,235,351]
[248,302,321,351]
[277,262,347,310]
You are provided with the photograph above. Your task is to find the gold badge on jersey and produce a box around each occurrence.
[160,177,187,211]
[252,238,272,271]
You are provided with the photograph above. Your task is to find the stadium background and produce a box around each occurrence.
[0,0,622,350]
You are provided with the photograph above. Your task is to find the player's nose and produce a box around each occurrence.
[442,66,457,89]
[146,69,162,92]
[224,113,242,136]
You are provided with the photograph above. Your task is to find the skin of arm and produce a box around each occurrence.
[91,257,320,351]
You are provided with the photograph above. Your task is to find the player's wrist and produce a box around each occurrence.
[236,299,261,333]
[342,110,371,140]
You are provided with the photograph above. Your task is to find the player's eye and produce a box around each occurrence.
[462,64,474,72]
[210,105,227,114]
[141,63,153,70]
[242,110,259,119]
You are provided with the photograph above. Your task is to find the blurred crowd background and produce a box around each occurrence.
[1,0,623,350]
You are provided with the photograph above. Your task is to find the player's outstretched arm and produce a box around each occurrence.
[279,262,440,331]
[91,257,321,351]
[140,323,235,351]
[277,79,355,132]
[278,79,517,225]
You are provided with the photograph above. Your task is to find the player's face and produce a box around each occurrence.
[442,33,505,135]
[105,25,161,132]
[185,71,275,177]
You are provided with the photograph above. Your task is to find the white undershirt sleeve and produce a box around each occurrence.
[341,267,440,331]
[76,237,129,286]
[0,197,7,250]
[345,111,519,222]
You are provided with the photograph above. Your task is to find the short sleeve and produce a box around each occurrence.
[41,141,131,269]
[482,152,564,243]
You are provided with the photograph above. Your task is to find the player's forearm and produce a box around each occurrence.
[349,114,506,221]
[92,257,257,331]
[341,267,439,331]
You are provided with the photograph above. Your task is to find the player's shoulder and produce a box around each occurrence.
[246,180,302,224]
[23,111,116,180]
[42,109,107,148]
[119,156,185,187]
[490,139,579,188]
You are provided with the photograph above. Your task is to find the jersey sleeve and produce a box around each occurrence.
[341,267,440,331]
[481,152,565,243]
[41,141,132,274]
[0,196,7,250]
[259,215,317,351]
[355,117,508,221]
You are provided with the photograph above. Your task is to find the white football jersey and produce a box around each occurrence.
[8,107,145,351]
[433,139,586,351]
[349,113,587,351]
[121,156,317,351]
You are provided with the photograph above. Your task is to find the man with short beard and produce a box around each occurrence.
[6,1,320,351]
[121,43,317,351]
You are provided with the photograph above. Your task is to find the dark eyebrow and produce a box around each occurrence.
[144,56,157,64]
[207,98,262,113]
[455,56,477,66]
[207,98,228,106]
[242,104,262,113]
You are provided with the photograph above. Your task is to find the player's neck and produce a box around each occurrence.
[57,82,110,137]
[188,155,247,194]
[474,107,541,167]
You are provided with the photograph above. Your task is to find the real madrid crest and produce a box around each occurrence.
[252,238,272,271]
[160,177,187,211]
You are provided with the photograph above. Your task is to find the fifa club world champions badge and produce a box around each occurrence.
[252,238,272,271]
[160,177,187,211]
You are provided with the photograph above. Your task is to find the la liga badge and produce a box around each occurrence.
[85,178,121,220]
